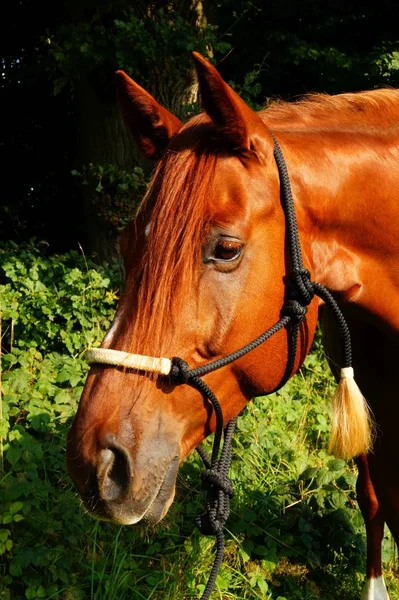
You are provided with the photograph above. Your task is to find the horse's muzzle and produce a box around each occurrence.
[66,427,180,526]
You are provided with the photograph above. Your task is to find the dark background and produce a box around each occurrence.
[2,0,398,257]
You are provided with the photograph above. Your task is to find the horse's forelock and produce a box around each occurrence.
[128,136,218,358]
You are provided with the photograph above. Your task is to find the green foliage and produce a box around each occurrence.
[216,0,399,102]
[0,242,121,600]
[47,4,231,95]
[72,164,148,233]
[0,240,119,356]
[72,163,147,196]
[5,0,399,253]
[229,63,266,111]
[1,243,398,599]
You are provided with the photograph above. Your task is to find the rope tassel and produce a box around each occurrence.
[329,367,374,459]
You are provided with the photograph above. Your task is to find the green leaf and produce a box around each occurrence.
[238,546,251,563]
[257,578,269,594]
[328,458,346,472]
[299,467,319,481]
[54,390,71,405]
[331,491,347,509]
[2,515,13,525]
[316,468,334,486]
[13,514,25,522]
[0,530,10,542]
[9,501,23,514]
[254,545,270,556]
[10,558,23,577]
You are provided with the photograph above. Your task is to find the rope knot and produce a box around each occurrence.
[195,464,233,536]
[201,468,234,497]
[170,357,191,384]
[288,268,314,306]
[281,299,308,324]
[195,513,223,535]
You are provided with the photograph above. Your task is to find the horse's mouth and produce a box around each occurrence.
[139,455,180,525]
[83,456,180,526]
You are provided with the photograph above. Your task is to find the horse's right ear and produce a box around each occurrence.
[115,70,183,159]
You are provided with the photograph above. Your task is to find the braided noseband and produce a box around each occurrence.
[86,137,355,600]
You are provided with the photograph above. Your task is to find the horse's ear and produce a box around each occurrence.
[115,70,183,159]
[192,52,272,159]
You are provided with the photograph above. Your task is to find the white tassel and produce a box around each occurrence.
[329,367,374,459]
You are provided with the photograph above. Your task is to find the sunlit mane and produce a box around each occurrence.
[129,115,224,357]
[262,88,399,130]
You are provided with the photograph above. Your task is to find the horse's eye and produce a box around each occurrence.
[212,240,243,262]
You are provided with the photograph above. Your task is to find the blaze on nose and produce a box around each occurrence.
[97,435,133,502]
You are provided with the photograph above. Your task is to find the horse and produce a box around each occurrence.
[66,52,399,599]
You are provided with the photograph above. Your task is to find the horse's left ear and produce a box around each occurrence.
[115,70,183,159]
[192,52,273,162]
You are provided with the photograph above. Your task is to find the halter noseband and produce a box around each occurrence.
[86,348,172,375]
[86,137,356,600]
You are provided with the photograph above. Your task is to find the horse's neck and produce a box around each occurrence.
[286,129,399,335]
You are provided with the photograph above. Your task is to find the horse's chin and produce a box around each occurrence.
[83,456,179,526]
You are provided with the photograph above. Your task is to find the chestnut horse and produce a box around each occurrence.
[67,53,399,599]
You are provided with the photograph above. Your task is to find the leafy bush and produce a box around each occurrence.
[0,240,119,355]
[0,242,397,600]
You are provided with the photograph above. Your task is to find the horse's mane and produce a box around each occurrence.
[262,88,399,130]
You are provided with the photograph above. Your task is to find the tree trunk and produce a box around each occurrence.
[74,77,145,264]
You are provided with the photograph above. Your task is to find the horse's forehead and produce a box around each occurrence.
[211,156,253,211]
[210,155,270,222]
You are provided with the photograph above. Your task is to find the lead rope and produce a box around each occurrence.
[169,298,349,600]
[170,313,301,600]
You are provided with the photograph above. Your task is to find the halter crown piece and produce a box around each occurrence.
[86,137,372,600]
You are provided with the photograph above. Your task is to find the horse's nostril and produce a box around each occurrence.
[98,446,131,502]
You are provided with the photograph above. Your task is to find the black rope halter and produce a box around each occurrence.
[167,136,354,600]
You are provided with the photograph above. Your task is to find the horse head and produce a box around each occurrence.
[66,53,321,525]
